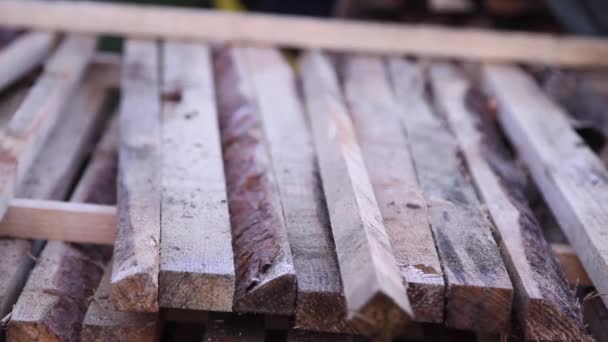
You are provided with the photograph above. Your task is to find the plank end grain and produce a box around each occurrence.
[213,46,296,315]
[111,39,162,313]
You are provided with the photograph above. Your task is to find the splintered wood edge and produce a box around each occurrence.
[1,1,608,66]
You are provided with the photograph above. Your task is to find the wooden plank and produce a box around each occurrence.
[214,46,296,315]
[482,64,608,309]
[431,63,586,340]
[111,39,161,313]
[8,115,116,341]
[388,58,512,333]
[342,55,444,323]
[299,51,412,339]
[0,34,97,219]
[241,46,351,332]
[1,1,608,67]
[552,244,592,287]
[0,31,56,92]
[159,41,235,312]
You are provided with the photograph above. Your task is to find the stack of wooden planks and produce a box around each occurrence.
[0,1,606,341]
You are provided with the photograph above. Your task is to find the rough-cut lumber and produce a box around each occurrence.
[0,200,115,244]
[8,113,116,341]
[111,39,161,313]
[80,117,159,342]
[388,58,512,333]
[241,46,350,332]
[342,55,444,323]
[0,34,96,219]
[204,315,265,342]
[431,63,586,341]
[300,51,412,339]
[214,46,296,315]
[552,244,592,287]
[582,291,608,342]
[1,1,608,67]
[483,64,608,310]
[83,264,159,342]
[159,42,235,312]
[0,31,56,92]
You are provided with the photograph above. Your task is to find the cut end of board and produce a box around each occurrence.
[347,291,412,340]
[295,291,356,334]
[406,280,446,323]
[233,272,296,315]
[159,271,235,312]
[8,322,57,342]
[525,297,590,341]
[446,284,513,333]
[111,273,159,313]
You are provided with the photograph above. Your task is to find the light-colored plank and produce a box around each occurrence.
[111,39,161,313]
[431,63,586,340]
[300,51,412,339]
[0,1,608,67]
[342,55,444,323]
[243,47,351,332]
[482,64,608,309]
[0,31,56,92]
[214,46,296,315]
[388,58,512,333]
[0,34,96,219]
[159,42,234,312]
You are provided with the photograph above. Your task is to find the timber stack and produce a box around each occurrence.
[0,1,606,341]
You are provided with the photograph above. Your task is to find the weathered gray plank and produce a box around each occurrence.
[388,58,512,333]
[242,46,351,332]
[432,63,586,340]
[111,39,161,313]
[300,51,412,339]
[159,41,235,311]
[482,63,608,311]
[213,46,296,315]
[342,55,445,324]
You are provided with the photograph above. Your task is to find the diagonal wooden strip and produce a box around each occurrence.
[0,34,97,219]
[388,58,512,333]
[159,41,235,312]
[111,39,162,313]
[342,55,445,324]
[299,51,412,339]
[213,46,296,315]
[1,1,608,67]
[82,117,159,341]
[0,31,56,92]
[431,63,587,341]
[482,63,608,310]
[243,46,353,332]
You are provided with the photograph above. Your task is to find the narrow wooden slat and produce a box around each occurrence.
[300,51,412,339]
[388,58,512,333]
[0,35,97,219]
[431,63,586,340]
[342,55,445,323]
[213,46,296,315]
[241,46,351,332]
[482,64,608,310]
[0,31,56,92]
[1,1,608,67]
[111,39,161,313]
[159,41,235,312]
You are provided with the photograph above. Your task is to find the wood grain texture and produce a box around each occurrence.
[214,46,296,315]
[111,39,162,313]
[241,46,350,332]
[1,1,608,67]
[159,41,235,312]
[482,63,608,310]
[8,106,115,342]
[0,34,96,219]
[431,63,587,341]
[300,51,412,339]
[0,31,56,92]
[342,55,444,323]
[388,58,512,333]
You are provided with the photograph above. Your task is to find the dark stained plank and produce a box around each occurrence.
[388,58,512,333]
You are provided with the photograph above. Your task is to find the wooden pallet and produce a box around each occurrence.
[0,2,606,341]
